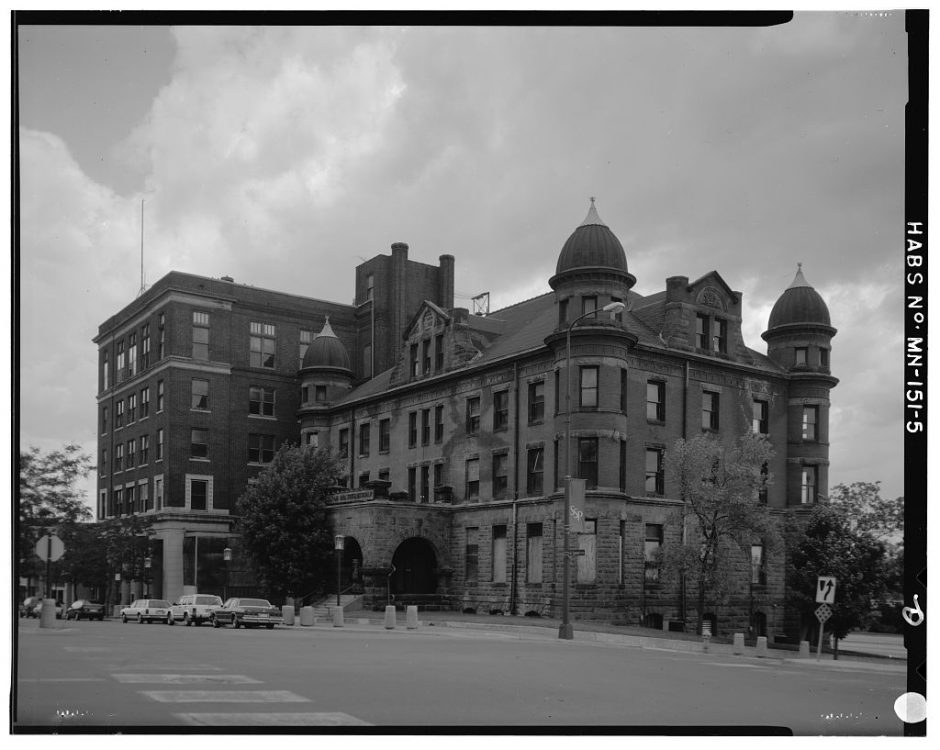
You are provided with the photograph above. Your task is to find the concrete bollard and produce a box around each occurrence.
[113,605,123,618]
[406,605,419,629]
[299,606,315,626]
[733,632,745,655]
[333,607,344,627]
[384,605,396,629]
[39,599,60,629]
[702,634,711,653]
[756,636,768,657]
[799,640,810,658]
[281,605,295,626]
[662,619,670,632]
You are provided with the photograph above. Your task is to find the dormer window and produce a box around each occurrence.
[696,313,727,354]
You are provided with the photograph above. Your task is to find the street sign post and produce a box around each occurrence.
[814,576,837,660]
[34,534,65,600]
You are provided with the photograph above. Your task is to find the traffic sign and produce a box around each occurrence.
[816,576,837,603]
[34,534,64,562]
[815,604,832,623]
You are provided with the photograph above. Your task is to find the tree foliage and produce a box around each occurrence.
[785,503,888,641]
[660,432,779,631]
[827,482,903,541]
[235,444,342,601]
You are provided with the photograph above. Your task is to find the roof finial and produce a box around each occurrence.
[579,197,606,228]
[788,263,810,289]
[318,315,336,338]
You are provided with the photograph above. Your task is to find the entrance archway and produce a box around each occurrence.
[341,537,363,592]
[391,537,438,595]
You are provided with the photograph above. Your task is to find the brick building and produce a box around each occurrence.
[94,200,836,637]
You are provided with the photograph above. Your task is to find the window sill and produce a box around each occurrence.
[189,457,210,462]
[647,419,665,426]
[248,414,276,420]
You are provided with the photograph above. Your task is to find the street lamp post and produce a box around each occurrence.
[223,547,232,601]
[334,535,345,608]
[559,299,626,640]
[143,556,151,598]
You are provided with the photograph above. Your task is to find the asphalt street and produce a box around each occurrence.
[13,617,906,734]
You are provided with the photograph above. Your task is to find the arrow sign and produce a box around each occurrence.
[816,576,836,604]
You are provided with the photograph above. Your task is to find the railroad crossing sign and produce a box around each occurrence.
[34,534,64,562]
[816,576,837,603]
[815,603,832,623]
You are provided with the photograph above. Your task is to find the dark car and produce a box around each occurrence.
[65,599,106,621]
[211,597,283,629]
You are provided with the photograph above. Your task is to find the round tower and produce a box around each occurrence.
[761,265,838,507]
[297,317,353,449]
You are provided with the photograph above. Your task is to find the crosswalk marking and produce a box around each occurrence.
[113,673,262,684]
[142,689,310,703]
[175,712,371,726]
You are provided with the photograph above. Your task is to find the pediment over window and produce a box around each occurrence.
[403,300,451,340]
[688,272,740,312]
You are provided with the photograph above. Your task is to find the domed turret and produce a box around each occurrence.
[766,264,832,330]
[301,317,351,372]
[555,198,629,276]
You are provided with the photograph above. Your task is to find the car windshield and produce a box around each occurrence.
[149,600,170,608]
[195,596,221,605]
[240,599,272,608]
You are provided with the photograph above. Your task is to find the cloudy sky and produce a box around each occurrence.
[16,13,909,511]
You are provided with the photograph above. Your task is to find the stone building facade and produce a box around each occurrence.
[95,200,836,637]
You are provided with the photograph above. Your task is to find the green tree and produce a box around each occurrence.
[785,504,888,650]
[660,432,779,634]
[827,481,903,541]
[18,444,94,583]
[235,444,342,602]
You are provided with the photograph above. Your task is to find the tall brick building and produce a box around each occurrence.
[95,200,836,637]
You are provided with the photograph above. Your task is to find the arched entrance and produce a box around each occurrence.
[341,537,363,592]
[391,537,437,595]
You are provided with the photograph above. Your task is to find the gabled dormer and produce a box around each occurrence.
[660,271,753,363]
[389,301,452,386]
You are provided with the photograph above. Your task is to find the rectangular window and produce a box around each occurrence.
[408,412,418,447]
[358,471,370,488]
[408,467,417,502]
[493,390,509,430]
[435,334,444,371]
[366,273,374,300]
[115,443,124,472]
[580,366,599,408]
[753,399,769,434]
[696,314,709,349]
[127,333,138,378]
[526,523,543,583]
[528,381,545,423]
[249,322,276,368]
[465,528,479,582]
[315,385,327,402]
[820,348,830,368]
[115,399,124,428]
[141,324,151,369]
[339,428,350,459]
[801,465,817,504]
[379,468,390,483]
[127,393,137,423]
[620,369,628,413]
[526,446,544,496]
[191,378,209,410]
[702,391,720,431]
[116,340,125,383]
[101,406,109,435]
[410,343,419,377]
[466,397,481,434]
[127,438,136,468]
[802,406,818,441]
[712,318,727,353]
[100,448,107,476]
[191,428,209,459]
[158,313,165,360]
[421,409,431,445]
[140,434,149,465]
[141,480,151,511]
[249,386,275,416]
[359,422,371,457]
[114,487,123,516]
[420,465,430,503]
[492,525,507,583]
[155,476,163,510]
[379,419,391,453]
[157,380,164,412]
[611,296,623,322]
[558,297,568,327]
[299,328,311,369]
[645,524,663,582]
[577,519,597,583]
[582,295,597,318]
[140,387,150,419]
[645,448,664,495]
[466,458,480,500]
[192,311,210,361]
[156,428,164,461]
[102,351,110,391]
[434,404,444,443]
[248,433,276,463]
[493,453,508,499]
[646,381,665,422]
[751,543,766,585]
[578,437,598,490]
[190,478,208,511]
[422,339,431,374]
[794,347,808,367]
[433,462,444,489]
[619,439,627,493]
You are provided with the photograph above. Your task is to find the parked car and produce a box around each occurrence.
[167,594,223,626]
[20,596,42,618]
[211,597,283,629]
[65,599,106,621]
[121,599,171,624]
[31,600,64,619]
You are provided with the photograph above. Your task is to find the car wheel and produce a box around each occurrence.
[166,613,174,625]
[233,617,240,629]
[121,613,128,624]
[266,624,274,629]
[137,613,144,624]
[212,615,220,628]
[183,613,191,627]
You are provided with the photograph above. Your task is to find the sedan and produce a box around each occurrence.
[65,599,106,621]
[211,597,283,629]
[31,600,64,619]
[20,596,42,618]
[121,599,171,624]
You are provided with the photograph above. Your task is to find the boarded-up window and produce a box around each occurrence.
[492,525,507,583]
[526,523,543,583]
[577,519,597,583]
[465,527,479,582]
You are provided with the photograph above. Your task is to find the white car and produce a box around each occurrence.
[121,598,171,624]
[167,594,223,626]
